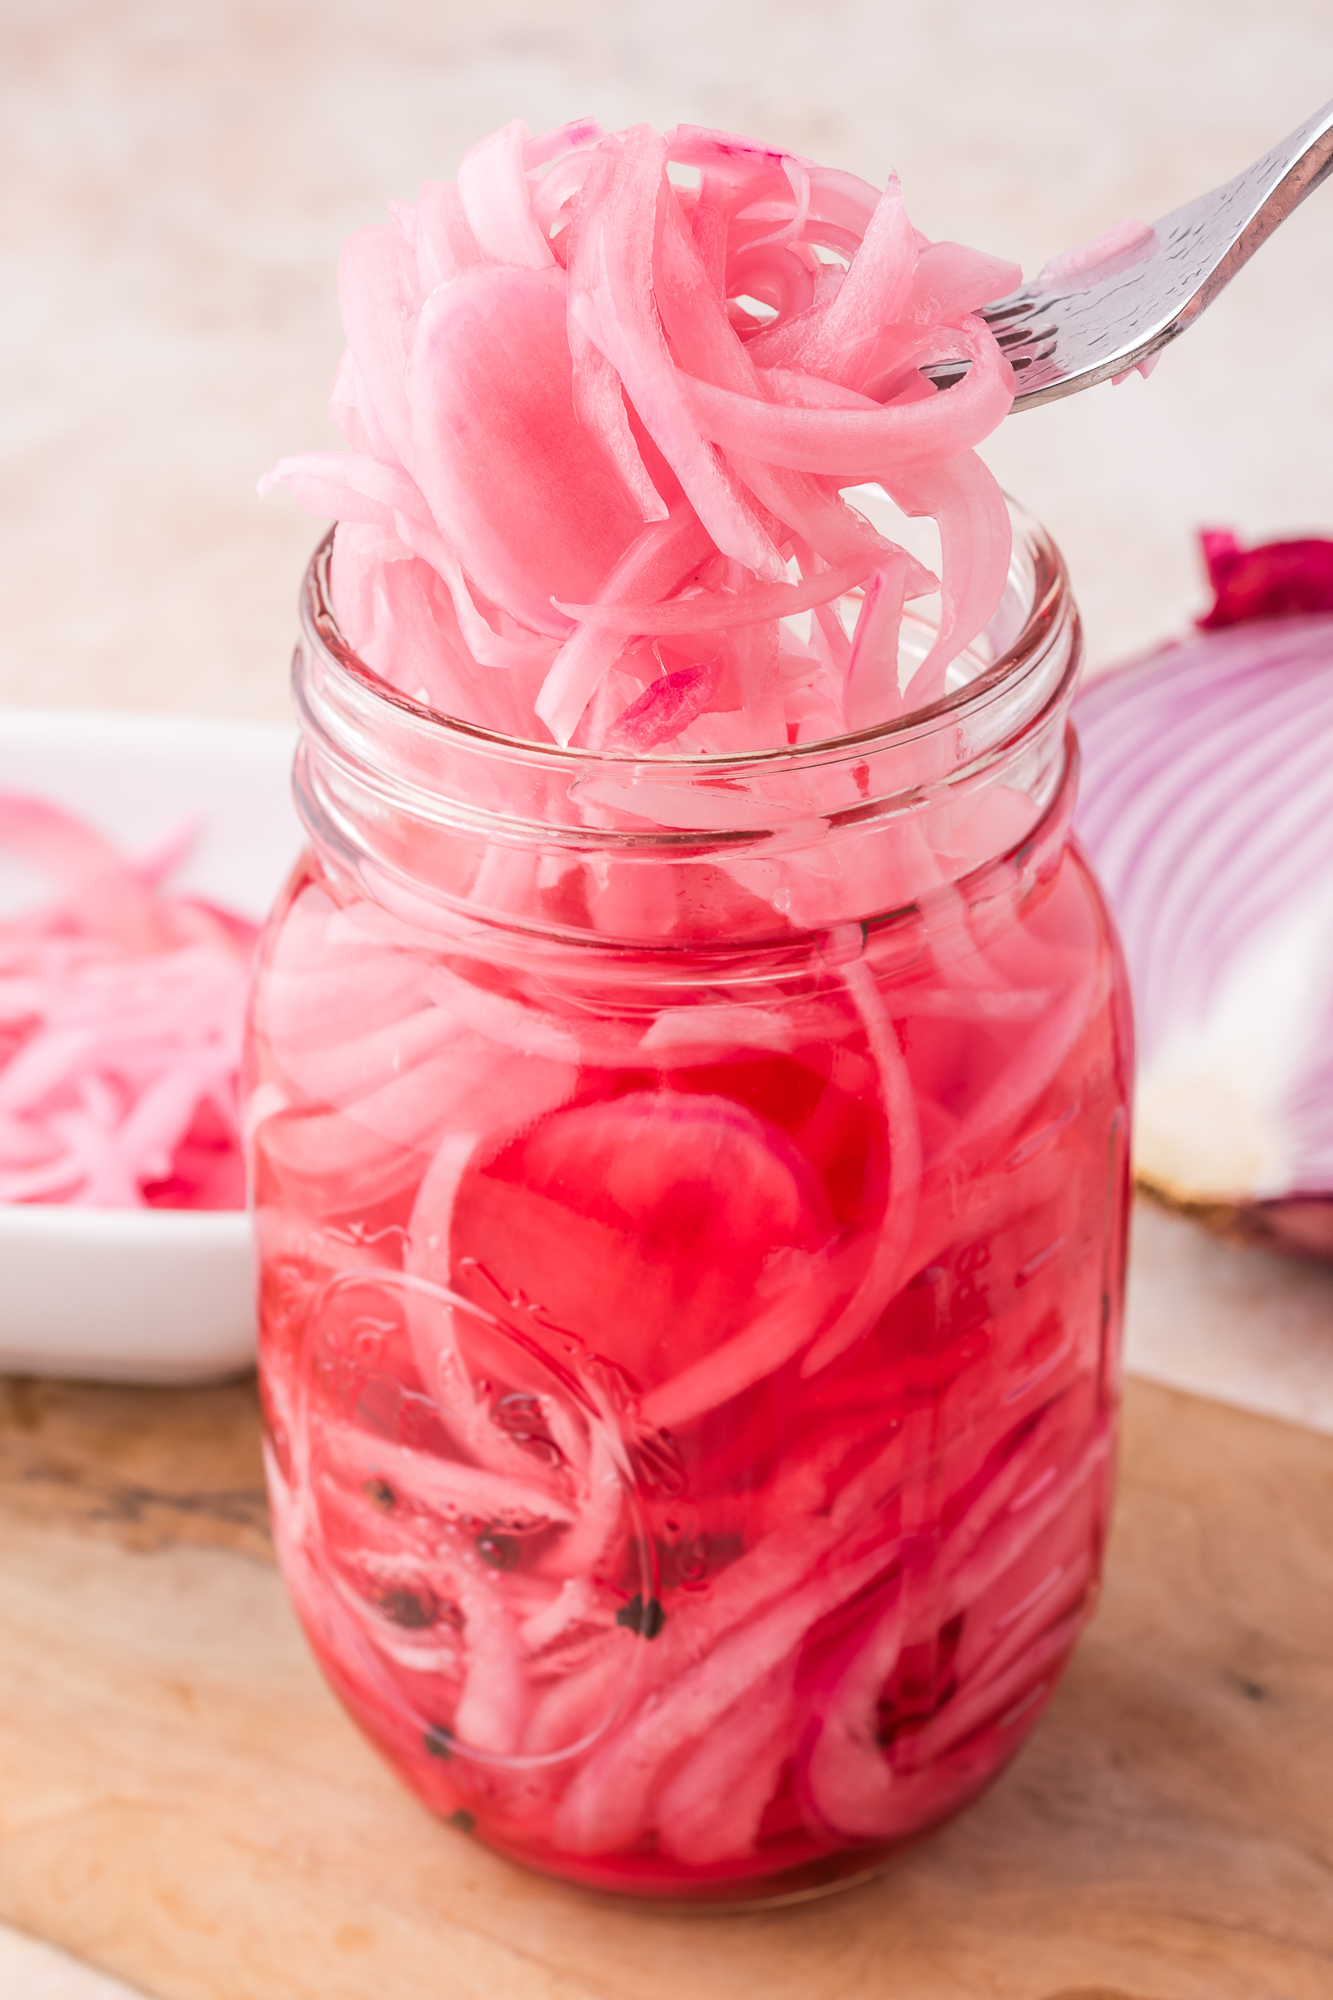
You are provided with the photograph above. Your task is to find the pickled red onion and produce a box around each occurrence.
[251,118,1124,1886]
[263,119,1022,754]
[0,795,257,1209]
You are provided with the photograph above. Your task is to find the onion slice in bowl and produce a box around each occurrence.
[0,792,259,1211]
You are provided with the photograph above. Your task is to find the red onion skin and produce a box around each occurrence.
[1197,528,1333,630]
[0,795,255,1211]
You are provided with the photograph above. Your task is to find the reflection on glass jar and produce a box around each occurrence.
[246,498,1133,1902]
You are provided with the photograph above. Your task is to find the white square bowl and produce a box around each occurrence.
[0,709,303,1382]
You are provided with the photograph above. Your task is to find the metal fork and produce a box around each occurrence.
[924,98,1333,411]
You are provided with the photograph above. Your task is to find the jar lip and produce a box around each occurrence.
[300,495,1074,775]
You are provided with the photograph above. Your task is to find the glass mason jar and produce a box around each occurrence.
[246,499,1132,1903]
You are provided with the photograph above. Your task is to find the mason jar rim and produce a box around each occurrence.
[297,493,1077,781]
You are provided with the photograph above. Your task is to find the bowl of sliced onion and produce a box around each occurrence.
[0,708,301,1381]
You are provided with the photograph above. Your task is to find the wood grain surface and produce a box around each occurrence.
[1,1372,1330,2000]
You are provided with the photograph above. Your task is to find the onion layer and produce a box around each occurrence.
[0,796,257,1210]
[1073,531,1333,1257]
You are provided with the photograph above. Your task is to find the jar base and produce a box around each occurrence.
[461,1827,913,1910]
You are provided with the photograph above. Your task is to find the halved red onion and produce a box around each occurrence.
[1073,534,1333,1257]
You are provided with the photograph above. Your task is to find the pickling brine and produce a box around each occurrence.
[245,507,1131,1902]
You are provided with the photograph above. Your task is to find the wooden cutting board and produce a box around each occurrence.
[1,1365,1331,2000]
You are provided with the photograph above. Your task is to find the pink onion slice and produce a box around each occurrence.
[1036,217,1156,290]
[567,129,787,584]
[602,661,720,753]
[887,448,1013,711]
[653,179,894,574]
[533,503,713,745]
[457,119,556,270]
[0,795,257,1210]
[681,318,1015,478]
[415,179,484,292]
[424,1088,837,1393]
[265,119,1028,759]
[844,555,911,730]
[570,325,670,524]
[902,241,1022,326]
[410,265,645,635]
[775,174,918,387]
[336,221,423,471]
[553,555,877,635]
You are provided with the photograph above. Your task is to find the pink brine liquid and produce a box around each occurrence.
[248,778,1130,1899]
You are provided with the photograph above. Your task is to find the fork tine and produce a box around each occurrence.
[1006,96,1333,409]
[923,99,1333,412]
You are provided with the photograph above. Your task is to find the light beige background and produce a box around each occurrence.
[3,4,1333,1994]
